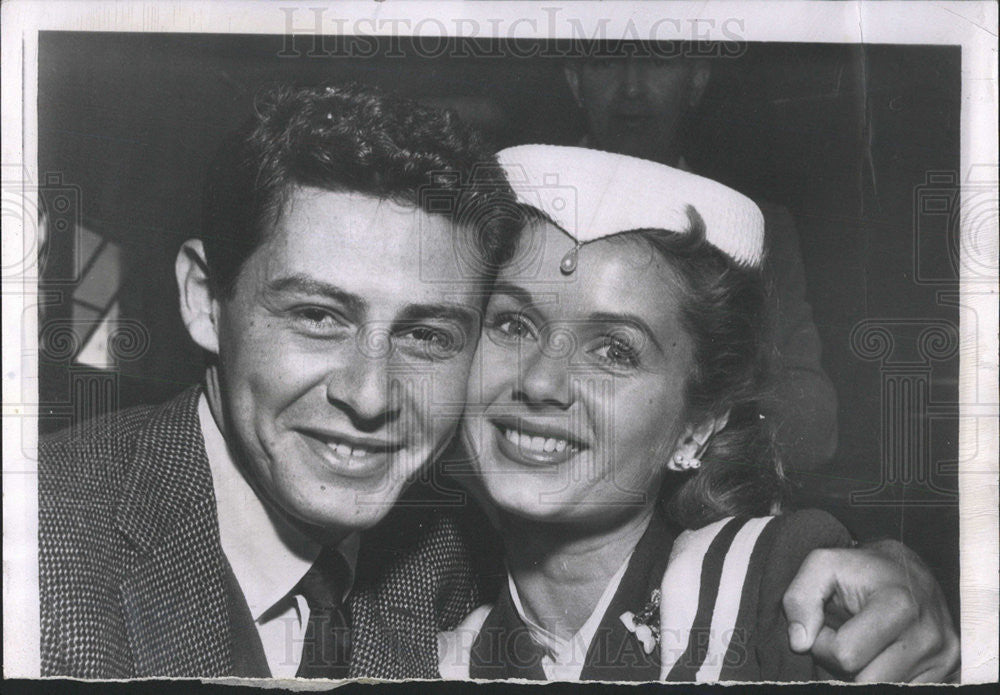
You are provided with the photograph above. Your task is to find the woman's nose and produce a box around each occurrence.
[515,341,573,408]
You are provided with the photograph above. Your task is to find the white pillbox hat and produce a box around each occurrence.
[497,145,765,268]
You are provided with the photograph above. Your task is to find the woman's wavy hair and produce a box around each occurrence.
[621,208,787,529]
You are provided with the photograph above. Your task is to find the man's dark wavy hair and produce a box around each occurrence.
[200,82,520,296]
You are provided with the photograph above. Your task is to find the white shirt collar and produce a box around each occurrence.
[199,393,359,621]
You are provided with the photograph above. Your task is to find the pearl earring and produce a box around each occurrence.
[671,451,701,471]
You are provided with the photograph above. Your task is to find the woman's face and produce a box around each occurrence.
[463,222,699,526]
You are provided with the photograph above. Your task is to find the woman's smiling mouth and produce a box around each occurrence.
[490,418,588,467]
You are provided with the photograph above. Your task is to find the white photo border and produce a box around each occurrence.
[2,0,996,683]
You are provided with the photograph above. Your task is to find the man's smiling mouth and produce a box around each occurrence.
[298,428,405,476]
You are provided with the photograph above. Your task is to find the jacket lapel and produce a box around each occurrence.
[115,387,234,677]
[347,500,481,679]
[468,586,547,680]
[348,529,441,679]
[578,509,676,681]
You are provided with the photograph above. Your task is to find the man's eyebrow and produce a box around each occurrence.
[395,303,479,329]
[587,311,664,353]
[265,275,366,316]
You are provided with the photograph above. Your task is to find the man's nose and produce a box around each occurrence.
[327,346,400,431]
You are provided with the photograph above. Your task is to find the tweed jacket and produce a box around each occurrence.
[39,386,480,678]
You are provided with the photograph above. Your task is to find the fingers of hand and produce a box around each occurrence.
[906,611,960,683]
[810,625,845,677]
[853,611,950,683]
[811,585,919,675]
[864,539,935,598]
[909,643,961,684]
[782,548,843,652]
[857,540,960,682]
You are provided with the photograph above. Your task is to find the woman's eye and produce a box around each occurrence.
[593,336,640,369]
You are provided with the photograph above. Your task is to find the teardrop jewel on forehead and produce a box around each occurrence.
[560,243,581,275]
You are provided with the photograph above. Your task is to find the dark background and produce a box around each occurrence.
[36,32,962,620]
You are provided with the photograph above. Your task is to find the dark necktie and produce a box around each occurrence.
[295,548,352,679]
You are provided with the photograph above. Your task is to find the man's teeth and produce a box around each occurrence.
[503,428,574,454]
[329,441,372,460]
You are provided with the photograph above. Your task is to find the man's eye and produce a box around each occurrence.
[292,307,345,333]
[489,312,537,341]
[407,326,448,346]
[592,336,640,369]
[398,325,465,360]
[298,308,331,322]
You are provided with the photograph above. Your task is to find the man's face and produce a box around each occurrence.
[570,56,705,164]
[210,187,483,536]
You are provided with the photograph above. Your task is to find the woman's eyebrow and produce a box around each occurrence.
[587,311,664,352]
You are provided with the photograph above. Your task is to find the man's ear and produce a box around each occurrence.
[563,62,583,107]
[688,60,712,110]
[175,239,220,355]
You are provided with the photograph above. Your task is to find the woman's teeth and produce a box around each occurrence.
[503,427,573,453]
